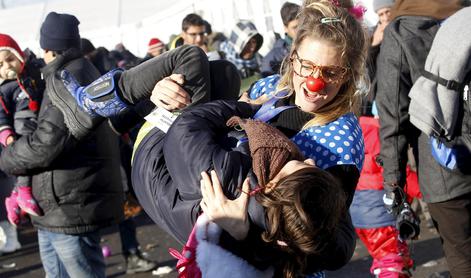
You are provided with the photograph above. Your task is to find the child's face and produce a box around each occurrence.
[292,37,347,113]
[240,37,258,60]
[0,50,22,80]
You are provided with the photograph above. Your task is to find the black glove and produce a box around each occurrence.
[383,186,421,240]
[382,186,406,216]
[396,201,421,241]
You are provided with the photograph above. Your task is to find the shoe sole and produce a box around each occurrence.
[51,76,104,140]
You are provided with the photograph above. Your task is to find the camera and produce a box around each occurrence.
[383,187,421,241]
[396,200,421,241]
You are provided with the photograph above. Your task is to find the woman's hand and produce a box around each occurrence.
[150,73,191,111]
[200,170,250,241]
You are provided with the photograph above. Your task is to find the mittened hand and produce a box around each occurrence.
[61,69,128,118]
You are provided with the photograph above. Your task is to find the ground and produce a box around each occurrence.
[0,213,450,278]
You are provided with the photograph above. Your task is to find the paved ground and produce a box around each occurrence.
[0,213,450,278]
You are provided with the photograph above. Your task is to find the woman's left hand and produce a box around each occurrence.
[200,170,250,241]
[150,73,191,111]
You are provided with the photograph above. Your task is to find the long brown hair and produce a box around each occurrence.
[256,167,346,277]
[272,0,368,127]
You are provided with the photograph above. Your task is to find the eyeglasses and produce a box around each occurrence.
[290,51,348,83]
[185,31,207,38]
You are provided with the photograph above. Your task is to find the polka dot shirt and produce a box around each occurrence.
[249,75,365,171]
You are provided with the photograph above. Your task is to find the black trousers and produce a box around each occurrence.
[428,191,471,278]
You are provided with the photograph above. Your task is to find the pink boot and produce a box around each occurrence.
[16,186,42,216]
[5,190,20,226]
[371,253,412,278]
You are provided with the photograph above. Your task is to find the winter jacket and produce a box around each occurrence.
[0,49,124,234]
[260,37,290,77]
[132,100,356,274]
[0,58,44,137]
[0,79,40,137]
[376,15,471,203]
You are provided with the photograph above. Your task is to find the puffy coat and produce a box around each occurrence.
[0,60,44,136]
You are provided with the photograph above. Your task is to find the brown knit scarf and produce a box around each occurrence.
[391,0,462,20]
[227,116,303,187]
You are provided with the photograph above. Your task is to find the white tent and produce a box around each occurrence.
[0,0,376,57]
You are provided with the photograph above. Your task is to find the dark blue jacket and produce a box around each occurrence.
[131,100,356,273]
[0,62,44,136]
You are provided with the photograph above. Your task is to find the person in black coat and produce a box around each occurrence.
[0,12,123,278]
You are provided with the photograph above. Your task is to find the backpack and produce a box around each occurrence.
[428,70,471,173]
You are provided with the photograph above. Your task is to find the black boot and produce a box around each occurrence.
[125,251,157,274]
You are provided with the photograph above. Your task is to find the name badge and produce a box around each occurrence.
[144,107,178,133]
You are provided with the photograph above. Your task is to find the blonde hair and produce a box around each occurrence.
[264,0,368,127]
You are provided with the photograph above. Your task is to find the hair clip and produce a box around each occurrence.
[321,17,342,24]
[330,0,340,7]
[276,240,288,247]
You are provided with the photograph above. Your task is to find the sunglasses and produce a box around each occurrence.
[290,51,348,83]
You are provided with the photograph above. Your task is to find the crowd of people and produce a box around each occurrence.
[0,0,470,278]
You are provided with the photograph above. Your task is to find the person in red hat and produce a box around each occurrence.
[147,38,165,57]
[0,33,45,226]
[141,37,166,63]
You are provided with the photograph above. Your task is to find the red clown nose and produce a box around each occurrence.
[306,76,325,92]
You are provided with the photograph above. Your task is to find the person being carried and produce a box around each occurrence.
[57,43,357,277]
[0,33,44,224]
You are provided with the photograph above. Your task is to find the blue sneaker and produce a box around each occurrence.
[61,68,129,118]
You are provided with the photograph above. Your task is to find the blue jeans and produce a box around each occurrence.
[118,217,139,256]
[38,229,105,278]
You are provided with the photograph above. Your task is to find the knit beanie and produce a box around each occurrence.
[40,12,81,51]
[373,0,395,12]
[0,33,25,64]
[148,38,164,48]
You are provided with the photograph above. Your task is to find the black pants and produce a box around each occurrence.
[428,191,471,278]
[119,44,240,107]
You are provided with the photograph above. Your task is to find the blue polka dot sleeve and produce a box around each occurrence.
[248,74,281,100]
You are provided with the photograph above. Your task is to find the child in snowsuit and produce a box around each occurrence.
[0,33,44,225]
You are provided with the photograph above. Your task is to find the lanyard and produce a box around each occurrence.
[237,94,295,145]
